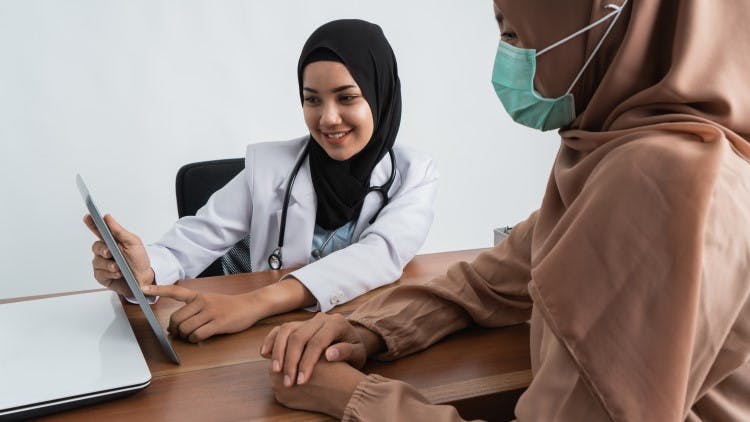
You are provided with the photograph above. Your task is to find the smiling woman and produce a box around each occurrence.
[83,19,439,345]
[302,62,374,161]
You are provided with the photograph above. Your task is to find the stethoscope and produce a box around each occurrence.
[267,141,397,270]
[310,225,344,261]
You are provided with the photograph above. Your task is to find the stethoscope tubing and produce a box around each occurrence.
[268,140,396,270]
[278,141,311,250]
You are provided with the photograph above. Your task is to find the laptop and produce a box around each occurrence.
[0,291,151,420]
[76,174,180,365]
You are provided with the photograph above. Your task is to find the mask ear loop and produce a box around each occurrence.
[563,1,628,95]
[532,1,629,95]
[535,3,626,57]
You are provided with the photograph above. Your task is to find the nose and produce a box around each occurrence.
[319,102,342,127]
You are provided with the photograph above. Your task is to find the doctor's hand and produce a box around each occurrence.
[260,312,384,387]
[141,284,263,343]
[269,359,364,419]
[84,214,154,296]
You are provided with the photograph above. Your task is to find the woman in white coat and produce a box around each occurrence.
[84,19,438,343]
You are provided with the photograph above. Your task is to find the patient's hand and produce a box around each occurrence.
[261,312,384,386]
[84,214,154,296]
[141,284,264,343]
[269,359,364,419]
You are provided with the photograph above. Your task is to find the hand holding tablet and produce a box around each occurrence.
[83,213,155,297]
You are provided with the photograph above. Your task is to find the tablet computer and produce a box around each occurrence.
[76,174,180,364]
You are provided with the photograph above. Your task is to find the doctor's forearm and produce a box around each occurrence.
[249,278,317,317]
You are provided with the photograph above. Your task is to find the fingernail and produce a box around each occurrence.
[297,372,305,384]
[326,348,339,361]
[283,375,291,387]
[273,360,280,372]
[142,285,152,292]
[260,345,267,355]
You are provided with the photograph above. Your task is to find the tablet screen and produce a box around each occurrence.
[76,174,180,364]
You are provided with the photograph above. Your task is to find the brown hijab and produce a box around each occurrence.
[496,0,750,419]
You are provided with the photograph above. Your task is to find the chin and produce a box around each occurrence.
[325,149,355,161]
[313,135,365,161]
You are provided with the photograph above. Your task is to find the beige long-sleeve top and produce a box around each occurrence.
[342,147,750,421]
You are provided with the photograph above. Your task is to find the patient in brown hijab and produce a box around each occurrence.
[263,1,750,420]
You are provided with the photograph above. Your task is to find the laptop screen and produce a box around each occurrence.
[0,291,150,417]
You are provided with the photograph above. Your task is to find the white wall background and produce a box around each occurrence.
[0,0,559,299]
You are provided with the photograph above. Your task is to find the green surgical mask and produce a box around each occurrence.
[491,2,627,131]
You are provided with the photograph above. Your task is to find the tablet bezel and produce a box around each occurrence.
[76,174,180,364]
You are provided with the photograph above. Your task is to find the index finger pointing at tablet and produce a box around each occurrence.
[142,284,199,303]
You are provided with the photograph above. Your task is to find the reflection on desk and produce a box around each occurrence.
[8,249,531,421]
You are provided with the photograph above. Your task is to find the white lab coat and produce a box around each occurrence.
[145,136,438,312]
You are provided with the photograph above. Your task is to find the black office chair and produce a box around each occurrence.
[175,158,251,277]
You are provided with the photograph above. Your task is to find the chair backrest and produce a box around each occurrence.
[175,158,244,277]
[176,158,245,218]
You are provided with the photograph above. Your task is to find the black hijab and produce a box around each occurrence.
[297,19,401,230]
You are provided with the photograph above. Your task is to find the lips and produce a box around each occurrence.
[321,129,353,144]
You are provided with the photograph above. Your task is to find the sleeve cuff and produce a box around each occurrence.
[343,374,396,421]
[283,268,345,313]
[124,294,157,305]
[348,317,403,361]
[145,244,183,284]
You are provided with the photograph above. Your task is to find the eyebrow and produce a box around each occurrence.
[302,85,357,94]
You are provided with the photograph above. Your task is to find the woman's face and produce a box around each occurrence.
[302,61,374,161]
[493,1,581,99]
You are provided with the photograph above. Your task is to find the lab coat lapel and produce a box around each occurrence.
[273,155,316,268]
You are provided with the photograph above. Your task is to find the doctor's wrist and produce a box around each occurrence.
[248,278,317,319]
[136,268,156,288]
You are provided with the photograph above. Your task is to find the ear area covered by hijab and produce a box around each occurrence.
[493,0,750,420]
[297,19,402,230]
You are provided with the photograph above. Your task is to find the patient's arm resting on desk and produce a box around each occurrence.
[261,312,384,386]
[84,214,155,296]
[268,341,468,421]
[348,213,537,361]
[269,360,365,419]
[142,278,316,343]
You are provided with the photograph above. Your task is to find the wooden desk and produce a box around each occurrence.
[9,249,531,421]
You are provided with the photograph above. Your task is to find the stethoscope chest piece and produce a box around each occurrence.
[268,248,282,270]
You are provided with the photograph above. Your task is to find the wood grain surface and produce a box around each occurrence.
[5,249,531,421]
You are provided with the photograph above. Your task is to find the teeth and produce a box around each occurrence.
[325,130,350,139]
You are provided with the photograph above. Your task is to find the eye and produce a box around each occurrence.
[339,94,359,103]
[501,31,518,44]
[303,96,320,105]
